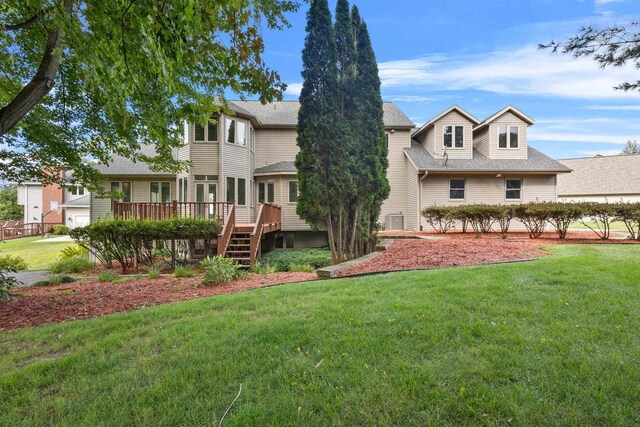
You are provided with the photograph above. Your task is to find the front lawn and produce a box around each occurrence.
[1,245,639,425]
[0,236,71,270]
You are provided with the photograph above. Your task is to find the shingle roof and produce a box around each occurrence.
[254,161,297,175]
[95,145,175,176]
[474,105,534,131]
[61,195,90,207]
[557,154,640,196]
[404,141,571,173]
[412,105,480,139]
[229,101,415,128]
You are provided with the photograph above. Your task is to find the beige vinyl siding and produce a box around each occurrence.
[415,127,435,156]
[405,158,419,231]
[254,128,298,168]
[380,129,412,224]
[90,178,176,222]
[432,111,474,160]
[488,112,528,159]
[473,127,490,157]
[220,115,252,223]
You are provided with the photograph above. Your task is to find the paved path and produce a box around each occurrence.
[11,270,49,287]
[34,235,74,243]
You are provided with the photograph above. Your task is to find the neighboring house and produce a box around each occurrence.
[557,154,640,202]
[16,171,90,230]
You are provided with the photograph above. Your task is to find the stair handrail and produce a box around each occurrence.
[217,204,236,256]
[249,203,266,264]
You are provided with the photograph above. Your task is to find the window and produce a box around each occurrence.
[498,126,519,148]
[449,179,466,200]
[110,181,131,209]
[226,177,235,203]
[258,181,275,203]
[194,119,218,142]
[150,182,171,203]
[288,181,298,203]
[237,122,246,147]
[444,126,464,148]
[69,186,85,196]
[226,119,236,144]
[506,179,522,200]
[385,133,389,150]
[178,178,188,202]
[250,127,255,150]
[238,178,246,205]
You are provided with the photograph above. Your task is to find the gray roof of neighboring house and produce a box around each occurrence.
[61,195,90,207]
[95,145,175,176]
[229,101,415,128]
[404,141,571,173]
[557,154,640,196]
[254,161,297,175]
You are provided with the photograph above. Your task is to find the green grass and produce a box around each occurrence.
[0,236,71,270]
[570,220,628,232]
[1,245,639,425]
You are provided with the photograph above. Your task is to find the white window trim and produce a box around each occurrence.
[224,118,248,148]
[287,180,298,204]
[443,125,465,150]
[448,178,466,201]
[505,178,523,201]
[497,125,520,149]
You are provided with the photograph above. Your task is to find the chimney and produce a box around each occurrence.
[41,168,66,225]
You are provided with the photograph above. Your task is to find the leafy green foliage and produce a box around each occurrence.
[579,202,617,240]
[59,245,89,260]
[621,140,639,155]
[0,0,299,187]
[33,275,76,287]
[173,266,195,278]
[420,206,455,234]
[287,263,315,273]
[97,270,119,283]
[0,263,19,300]
[0,254,28,271]
[51,225,70,236]
[612,203,640,240]
[250,261,277,275]
[545,203,585,239]
[0,184,22,220]
[49,256,93,274]
[200,256,244,286]
[70,218,220,272]
[147,268,161,279]
[259,248,332,272]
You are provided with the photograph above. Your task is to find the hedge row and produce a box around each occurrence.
[421,202,640,240]
[70,218,221,272]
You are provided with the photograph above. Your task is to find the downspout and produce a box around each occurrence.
[419,171,428,231]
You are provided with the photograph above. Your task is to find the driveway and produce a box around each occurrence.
[10,270,49,287]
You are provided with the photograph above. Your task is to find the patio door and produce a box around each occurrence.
[196,182,217,219]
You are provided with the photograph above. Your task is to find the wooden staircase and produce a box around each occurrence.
[217,203,282,267]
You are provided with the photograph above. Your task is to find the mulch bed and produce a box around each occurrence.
[0,272,315,332]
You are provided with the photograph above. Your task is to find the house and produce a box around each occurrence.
[16,171,90,230]
[557,154,640,202]
[19,101,567,261]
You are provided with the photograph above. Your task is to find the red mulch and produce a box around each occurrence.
[0,272,315,332]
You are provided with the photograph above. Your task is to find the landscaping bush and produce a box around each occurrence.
[0,254,28,271]
[147,268,161,279]
[579,202,617,240]
[97,270,119,282]
[421,206,454,234]
[259,248,332,272]
[59,245,89,260]
[51,225,71,235]
[50,256,94,274]
[174,266,196,278]
[513,203,550,238]
[250,262,276,275]
[33,275,76,286]
[71,217,221,273]
[200,256,244,286]
[612,203,640,240]
[288,263,315,273]
[493,205,515,238]
[0,265,20,300]
[459,205,497,234]
[545,202,585,239]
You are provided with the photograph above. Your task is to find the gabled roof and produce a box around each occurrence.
[557,154,640,196]
[412,105,480,139]
[404,141,571,173]
[474,105,534,131]
[229,101,415,128]
[95,145,175,176]
[254,161,297,175]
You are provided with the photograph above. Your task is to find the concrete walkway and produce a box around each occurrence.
[34,235,74,243]
[10,270,49,287]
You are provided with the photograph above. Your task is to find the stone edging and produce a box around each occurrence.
[317,239,393,278]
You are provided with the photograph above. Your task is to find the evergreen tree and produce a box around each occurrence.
[296,0,351,262]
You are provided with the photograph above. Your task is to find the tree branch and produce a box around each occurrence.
[0,8,50,32]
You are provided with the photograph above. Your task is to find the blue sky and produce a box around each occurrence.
[256,0,640,159]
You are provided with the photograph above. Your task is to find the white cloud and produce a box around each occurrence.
[595,0,624,6]
[378,45,640,100]
[586,104,640,111]
[384,95,439,103]
[528,131,632,144]
[579,148,624,156]
[284,82,303,97]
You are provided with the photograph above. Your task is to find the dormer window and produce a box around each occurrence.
[498,126,519,148]
[444,125,464,148]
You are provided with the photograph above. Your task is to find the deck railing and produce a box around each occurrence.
[0,223,62,241]
[217,204,236,257]
[113,201,233,224]
[249,203,282,264]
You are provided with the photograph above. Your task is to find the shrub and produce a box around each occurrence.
[545,202,585,239]
[59,245,89,260]
[200,256,244,286]
[513,203,550,238]
[460,205,496,234]
[288,263,315,273]
[51,225,70,235]
[97,270,119,282]
[612,203,640,240]
[133,273,143,281]
[579,202,617,240]
[250,261,276,275]
[174,266,196,278]
[0,254,28,271]
[50,257,94,274]
[493,205,515,238]
[147,268,161,279]
[33,275,76,286]
[259,248,332,272]
[421,206,454,234]
[0,265,20,300]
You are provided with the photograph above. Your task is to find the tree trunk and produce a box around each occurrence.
[349,202,359,259]
[327,215,338,264]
